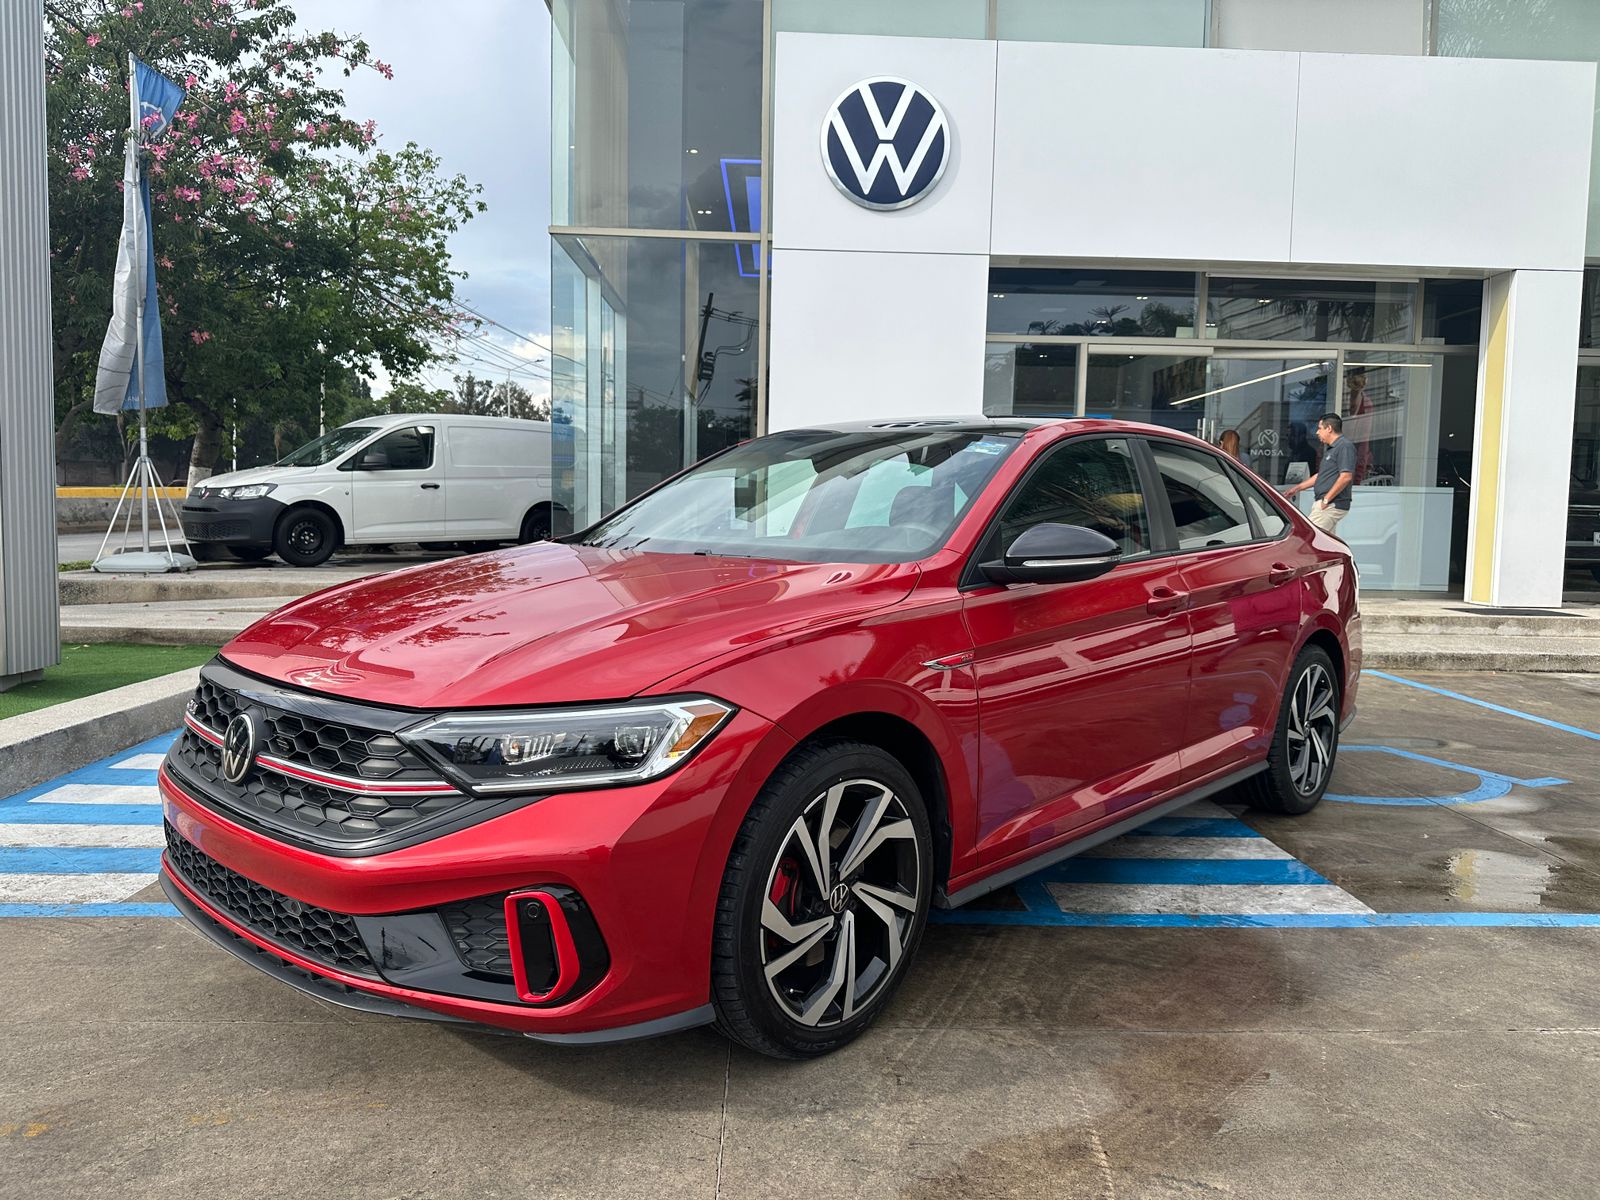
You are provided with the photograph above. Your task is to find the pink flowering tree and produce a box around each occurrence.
[44,0,484,481]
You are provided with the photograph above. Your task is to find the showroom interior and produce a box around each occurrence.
[548,0,1600,606]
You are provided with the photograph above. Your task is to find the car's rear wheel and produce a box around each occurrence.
[1241,644,1340,815]
[273,507,338,567]
[712,740,932,1059]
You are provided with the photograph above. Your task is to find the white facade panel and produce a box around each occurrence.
[1214,0,1427,56]
[767,249,990,430]
[771,32,997,255]
[991,43,1300,263]
[1291,54,1596,271]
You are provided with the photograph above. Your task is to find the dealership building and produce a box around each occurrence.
[547,0,1600,608]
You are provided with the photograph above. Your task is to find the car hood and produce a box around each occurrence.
[221,543,917,709]
[196,465,319,490]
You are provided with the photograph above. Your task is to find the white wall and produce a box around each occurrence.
[1214,0,1427,55]
[767,249,989,429]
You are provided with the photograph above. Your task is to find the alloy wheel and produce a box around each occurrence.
[1286,661,1338,795]
[759,778,922,1029]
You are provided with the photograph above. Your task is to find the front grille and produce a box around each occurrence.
[185,518,247,539]
[164,821,376,977]
[440,896,513,978]
[167,663,489,851]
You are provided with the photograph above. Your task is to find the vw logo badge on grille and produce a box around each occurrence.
[221,712,259,785]
[821,77,950,211]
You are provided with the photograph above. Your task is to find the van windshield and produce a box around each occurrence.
[277,427,379,467]
[574,427,1020,563]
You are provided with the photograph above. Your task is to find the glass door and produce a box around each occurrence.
[1195,354,1334,487]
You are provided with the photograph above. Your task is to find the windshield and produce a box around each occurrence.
[576,427,1020,563]
[277,426,379,467]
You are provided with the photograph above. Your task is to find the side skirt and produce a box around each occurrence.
[936,762,1267,910]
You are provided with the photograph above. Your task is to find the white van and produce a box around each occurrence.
[178,414,563,567]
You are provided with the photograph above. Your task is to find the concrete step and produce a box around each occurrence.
[59,598,288,646]
[57,549,455,606]
[1362,632,1600,673]
[1361,610,1600,639]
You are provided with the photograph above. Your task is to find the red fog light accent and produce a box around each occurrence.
[504,890,580,1004]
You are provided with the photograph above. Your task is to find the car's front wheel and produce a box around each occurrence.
[712,740,932,1058]
[273,507,338,567]
[1242,644,1341,815]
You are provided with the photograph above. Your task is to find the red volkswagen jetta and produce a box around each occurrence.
[160,419,1359,1058]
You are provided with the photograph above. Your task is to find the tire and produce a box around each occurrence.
[272,507,338,567]
[519,506,552,544]
[226,545,273,562]
[1241,645,1341,815]
[711,739,933,1059]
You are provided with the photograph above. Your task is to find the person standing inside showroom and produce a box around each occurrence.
[1283,413,1355,537]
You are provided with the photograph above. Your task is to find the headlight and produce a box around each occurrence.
[400,698,735,794]
[219,483,275,500]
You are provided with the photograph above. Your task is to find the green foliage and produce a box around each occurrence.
[44,0,485,479]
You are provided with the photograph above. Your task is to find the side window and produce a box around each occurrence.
[1148,442,1253,550]
[988,438,1151,559]
[357,426,435,472]
[1232,469,1289,538]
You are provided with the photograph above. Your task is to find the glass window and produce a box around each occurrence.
[353,426,435,472]
[551,0,764,232]
[1213,0,1426,54]
[1580,268,1600,350]
[989,438,1151,559]
[278,426,379,467]
[775,0,986,39]
[1084,351,1208,433]
[989,269,1199,337]
[553,234,760,528]
[997,0,1207,46]
[1209,278,1417,344]
[1437,0,1600,258]
[1422,279,1484,346]
[1148,441,1255,550]
[1233,469,1289,538]
[983,344,1079,419]
[577,427,1019,563]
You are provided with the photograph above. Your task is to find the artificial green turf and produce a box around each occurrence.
[0,643,219,719]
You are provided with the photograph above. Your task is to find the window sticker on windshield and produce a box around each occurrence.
[965,440,1009,455]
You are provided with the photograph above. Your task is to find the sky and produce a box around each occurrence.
[292,0,553,401]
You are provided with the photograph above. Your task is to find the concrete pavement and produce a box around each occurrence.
[3,670,1600,1197]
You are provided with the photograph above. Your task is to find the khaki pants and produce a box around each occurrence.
[1308,504,1349,538]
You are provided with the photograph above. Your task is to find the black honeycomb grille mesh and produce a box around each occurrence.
[164,821,376,977]
[178,676,469,845]
[439,896,513,978]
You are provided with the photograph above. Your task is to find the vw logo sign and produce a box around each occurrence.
[220,712,259,785]
[828,882,851,914]
[821,77,950,211]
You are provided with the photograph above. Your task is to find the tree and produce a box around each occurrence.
[450,372,550,421]
[44,0,484,483]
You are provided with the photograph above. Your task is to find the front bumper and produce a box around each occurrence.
[159,703,791,1040]
[178,496,284,545]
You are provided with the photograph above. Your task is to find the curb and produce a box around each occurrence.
[0,666,200,797]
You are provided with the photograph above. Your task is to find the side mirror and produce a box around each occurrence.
[981,523,1121,586]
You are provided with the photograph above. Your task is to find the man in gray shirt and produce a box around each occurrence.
[1284,413,1355,537]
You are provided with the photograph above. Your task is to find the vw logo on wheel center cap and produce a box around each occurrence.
[828,882,851,914]
[821,77,950,210]
[220,712,259,785]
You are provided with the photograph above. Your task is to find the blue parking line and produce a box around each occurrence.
[0,804,163,826]
[1363,670,1600,742]
[1042,858,1328,886]
[0,846,163,874]
[934,910,1600,928]
[1126,817,1261,838]
[0,903,178,918]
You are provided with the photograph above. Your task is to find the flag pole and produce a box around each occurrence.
[127,51,151,554]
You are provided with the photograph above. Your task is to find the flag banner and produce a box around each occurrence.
[134,58,185,141]
[92,59,184,414]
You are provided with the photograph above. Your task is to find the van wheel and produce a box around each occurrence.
[519,506,552,543]
[273,507,338,567]
[1241,645,1340,816]
[711,740,932,1059]
[226,546,273,562]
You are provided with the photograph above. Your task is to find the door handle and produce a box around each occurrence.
[1146,586,1189,616]
[1268,562,1297,586]
[420,482,441,490]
